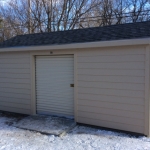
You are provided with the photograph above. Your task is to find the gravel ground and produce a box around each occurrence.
[0,112,150,150]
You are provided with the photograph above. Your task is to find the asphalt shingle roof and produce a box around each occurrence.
[0,21,150,48]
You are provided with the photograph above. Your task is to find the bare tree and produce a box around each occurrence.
[0,17,3,42]
[0,0,100,33]
[112,0,129,24]
[126,0,150,22]
[0,0,150,41]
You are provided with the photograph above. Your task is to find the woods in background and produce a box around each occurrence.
[0,0,150,42]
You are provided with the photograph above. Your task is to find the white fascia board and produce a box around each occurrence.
[0,38,150,53]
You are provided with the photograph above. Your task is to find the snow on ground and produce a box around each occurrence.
[0,114,150,150]
[13,115,75,136]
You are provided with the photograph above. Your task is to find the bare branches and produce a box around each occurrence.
[127,0,149,22]
[0,0,150,42]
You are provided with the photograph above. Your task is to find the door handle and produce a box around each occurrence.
[70,84,74,87]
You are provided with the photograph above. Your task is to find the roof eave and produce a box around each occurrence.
[0,38,150,52]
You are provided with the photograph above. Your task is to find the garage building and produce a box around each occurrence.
[0,21,150,136]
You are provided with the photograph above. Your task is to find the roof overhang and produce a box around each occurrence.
[0,38,150,53]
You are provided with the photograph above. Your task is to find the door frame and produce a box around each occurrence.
[30,50,78,122]
[35,55,74,117]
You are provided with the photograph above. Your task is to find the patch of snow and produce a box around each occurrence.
[13,115,75,136]
[0,116,150,150]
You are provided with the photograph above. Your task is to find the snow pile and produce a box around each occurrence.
[0,116,150,150]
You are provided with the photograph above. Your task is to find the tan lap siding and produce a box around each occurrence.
[77,46,145,134]
[0,52,31,114]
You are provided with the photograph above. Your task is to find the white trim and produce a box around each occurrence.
[74,52,78,122]
[0,38,150,52]
[35,55,74,117]
[144,46,150,135]
[30,54,36,115]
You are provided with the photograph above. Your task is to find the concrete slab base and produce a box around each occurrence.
[12,115,76,136]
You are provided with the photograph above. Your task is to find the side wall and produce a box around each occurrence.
[0,45,149,135]
[77,46,146,134]
[0,52,31,114]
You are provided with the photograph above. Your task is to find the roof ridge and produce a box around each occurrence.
[1,21,150,48]
[16,21,150,37]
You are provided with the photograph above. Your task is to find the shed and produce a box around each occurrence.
[0,21,150,136]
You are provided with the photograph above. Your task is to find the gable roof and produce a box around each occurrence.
[0,21,150,48]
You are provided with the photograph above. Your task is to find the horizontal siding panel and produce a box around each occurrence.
[77,48,145,134]
[78,111,144,126]
[0,64,30,69]
[0,102,30,109]
[0,52,31,115]
[78,93,144,105]
[0,97,30,105]
[78,48,145,56]
[0,92,30,99]
[78,75,144,84]
[0,73,30,79]
[78,99,144,112]
[0,78,30,84]
[0,52,29,58]
[0,69,30,74]
[0,83,30,89]
[78,55,145,63]
[0,88,30,95]
[78,106,144,119]
[78,87,144,98]
[77,117,144,134]
[78,69,144,76]
[78,81,144,91]
[0,58,30,64]
[78,62,145,70]
[0,106,30,114]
